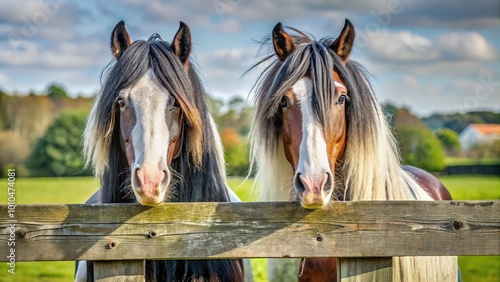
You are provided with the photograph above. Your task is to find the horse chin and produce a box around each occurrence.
[134,190,166,206]
[298,192,332,210]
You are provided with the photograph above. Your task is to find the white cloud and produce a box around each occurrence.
[217,19,242,33]
[121,0,500,28]
[196,47,259,96]
[364,30,439,61]
[0,38,108,68]
[0,0,85,26]
[38,26,78,40]
[437,32,497,60]
[0,0,46,24]
[372,67,500,116]
[404,76,420,89]
[363,30,497,64]
[0,41,40,66]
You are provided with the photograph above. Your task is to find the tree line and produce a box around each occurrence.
[0,84,498,178]
[0,84,94,177]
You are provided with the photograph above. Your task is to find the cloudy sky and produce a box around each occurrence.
[0,0,499,116]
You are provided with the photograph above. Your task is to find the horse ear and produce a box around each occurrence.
[273,22,295,61]
[331,19,355,62]
[172,21,191,66]
[111,20,132,59]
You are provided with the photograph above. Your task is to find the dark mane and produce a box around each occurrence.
[84,34,240,281]
[92,35,229,203]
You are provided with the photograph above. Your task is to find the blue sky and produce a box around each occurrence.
[0,0,499,116]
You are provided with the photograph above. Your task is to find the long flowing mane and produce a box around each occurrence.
[82,34,240,281]
[249,30,432,202]
[250,27,456,281]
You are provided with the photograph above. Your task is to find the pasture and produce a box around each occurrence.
[0,175,498,282]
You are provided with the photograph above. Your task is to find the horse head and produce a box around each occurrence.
[85,21,203,206]
[269,20,355,208]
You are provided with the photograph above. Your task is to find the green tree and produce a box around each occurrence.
[422,111,500,133]
[0,131,30,177]
[220,127,250,176]
[468,139,500,160]
[396,127,446,172]
[228,96,246,113]
[26,110,91,177]
[383,104,447,171]
[47,83,68,99]
[206,94,224,122]
[435,128,461,155]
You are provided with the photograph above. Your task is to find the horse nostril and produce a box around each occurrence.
[160,168,170,189]
[294,173,306,194]
[323,172,333,192]
[133,166,142,188]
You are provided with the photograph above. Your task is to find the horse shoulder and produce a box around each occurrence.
[403,165,452,200]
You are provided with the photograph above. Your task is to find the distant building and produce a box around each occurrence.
[459,124,500,150]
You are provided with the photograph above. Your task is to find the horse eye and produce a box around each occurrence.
[279,96,290,109]
[336,94,347,105]
[116,98,125,109]
[173,100,180,108]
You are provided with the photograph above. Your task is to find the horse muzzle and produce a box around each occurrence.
[294,172,333,209]
[132,165,170,206]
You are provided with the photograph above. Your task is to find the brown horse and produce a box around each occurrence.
[249,19,458,281]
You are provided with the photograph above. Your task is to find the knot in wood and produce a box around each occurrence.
[148,231,158,238]
[16,228,28,239]
[452,220,463,230]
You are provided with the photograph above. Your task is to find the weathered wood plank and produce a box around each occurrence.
[339,258,392,282]
[94,260,144,282]
[0,201,498,261]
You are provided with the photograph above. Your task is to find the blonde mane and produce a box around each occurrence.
[249,29,457,281]
[249,36,431,202]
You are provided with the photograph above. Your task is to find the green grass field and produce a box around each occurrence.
[440,175,500,200]
[0,175,498,281]
[439,175,500,282]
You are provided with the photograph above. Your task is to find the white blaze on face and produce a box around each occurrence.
[292,77,333,202]
[129,70,169,169]
[122,69,172,205]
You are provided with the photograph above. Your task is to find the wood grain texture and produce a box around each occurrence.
[94,260,144,282]
[0,201,498,261]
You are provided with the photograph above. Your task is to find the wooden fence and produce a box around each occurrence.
[1,201,499,281]
[445,164,500,175]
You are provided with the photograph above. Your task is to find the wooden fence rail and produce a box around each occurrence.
[1,201,499,281]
